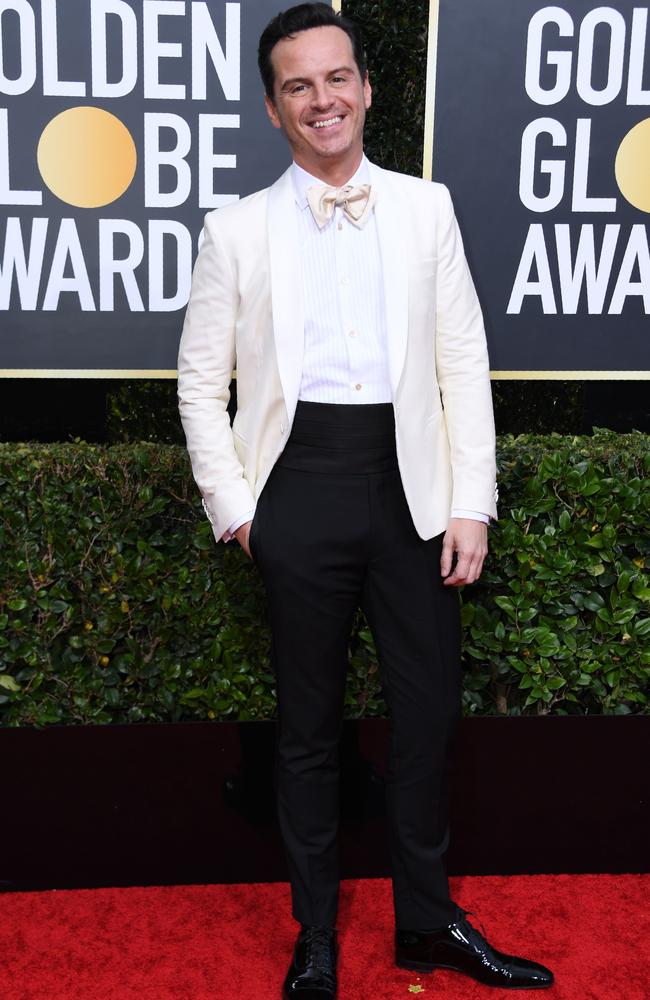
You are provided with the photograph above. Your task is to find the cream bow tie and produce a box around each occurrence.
[306,183,376,229]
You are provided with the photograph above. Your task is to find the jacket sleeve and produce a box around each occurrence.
[177,212,256,541]
[434,184,498,518]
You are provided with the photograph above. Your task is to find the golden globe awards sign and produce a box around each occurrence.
[425,0,650,377]
[0,0,302,376]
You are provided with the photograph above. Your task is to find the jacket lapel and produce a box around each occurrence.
[369,163,409,397]
[267,167,304,424]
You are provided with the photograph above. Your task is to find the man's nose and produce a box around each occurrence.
[311,83,334,110]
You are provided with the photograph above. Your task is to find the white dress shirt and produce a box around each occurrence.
[225,157,488,538]
[294,158,392,404]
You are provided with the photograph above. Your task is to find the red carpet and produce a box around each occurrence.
[0,875,647,999]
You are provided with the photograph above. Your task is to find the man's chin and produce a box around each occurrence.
[306,134,358,160]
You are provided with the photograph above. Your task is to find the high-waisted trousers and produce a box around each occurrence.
[248,401,461,930]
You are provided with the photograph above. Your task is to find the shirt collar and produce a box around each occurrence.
[291,155,371,210]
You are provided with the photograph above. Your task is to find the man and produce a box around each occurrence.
[178,4,554,997]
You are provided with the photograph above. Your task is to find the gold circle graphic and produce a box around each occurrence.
[615,117,650,214]
[37,107,136,209]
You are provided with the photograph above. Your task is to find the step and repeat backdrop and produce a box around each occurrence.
[0,0,304,375]
[425,0,650,376]
[0,0,647,377]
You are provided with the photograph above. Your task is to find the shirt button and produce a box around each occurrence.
[354,383,362,391]
[341,276,350,285]
[280,423,285,434]
[337,222,343,231]
[349,330,357,338]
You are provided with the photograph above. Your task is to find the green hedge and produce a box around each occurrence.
[0,431,648,726]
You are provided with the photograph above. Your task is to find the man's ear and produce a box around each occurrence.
[264,94,282,130]
[363,72,372,111]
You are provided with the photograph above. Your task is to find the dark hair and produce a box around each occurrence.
[258,3,366,98]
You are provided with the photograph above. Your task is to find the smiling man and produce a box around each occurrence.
[177,4,554,999]
[262,21,371,185]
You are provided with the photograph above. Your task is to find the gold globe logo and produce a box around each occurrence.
[615,117,650,214]
[37,107,137,209]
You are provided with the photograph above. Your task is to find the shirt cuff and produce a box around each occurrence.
[222,509,256,543]
[450,509,490,525]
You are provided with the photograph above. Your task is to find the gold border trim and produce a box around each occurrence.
[422,0,440,180]
[491,371,650,381]
[0,369,178,379]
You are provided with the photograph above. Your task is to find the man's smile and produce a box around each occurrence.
[310,116,344,129]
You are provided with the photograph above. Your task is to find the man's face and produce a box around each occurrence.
[264,25,372,181]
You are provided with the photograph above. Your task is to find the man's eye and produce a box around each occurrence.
[290,84,307,94]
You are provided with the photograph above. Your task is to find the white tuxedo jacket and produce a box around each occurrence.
[177,161,497,542]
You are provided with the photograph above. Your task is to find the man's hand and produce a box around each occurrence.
[441,518,488,586]
[234,520,253,559]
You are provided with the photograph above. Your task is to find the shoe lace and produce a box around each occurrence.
[303,926,335,981]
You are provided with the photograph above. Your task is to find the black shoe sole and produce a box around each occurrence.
[283,990,336,1000]
[283,980,337,999]
[395,958,553,989]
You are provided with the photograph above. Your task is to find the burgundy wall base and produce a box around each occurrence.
[1,716,647,891]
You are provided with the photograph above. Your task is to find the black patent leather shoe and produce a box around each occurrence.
[396,915,553,989]
[283,925,338,999]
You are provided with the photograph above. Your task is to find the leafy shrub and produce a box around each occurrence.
[0,433,648,727]
[462,432,650,716]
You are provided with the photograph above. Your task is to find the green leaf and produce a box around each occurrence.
[583,592,606,612]
[7,598,28,611]
[460,603,475,626]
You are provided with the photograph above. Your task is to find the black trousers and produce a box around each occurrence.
[249,401,461,930]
